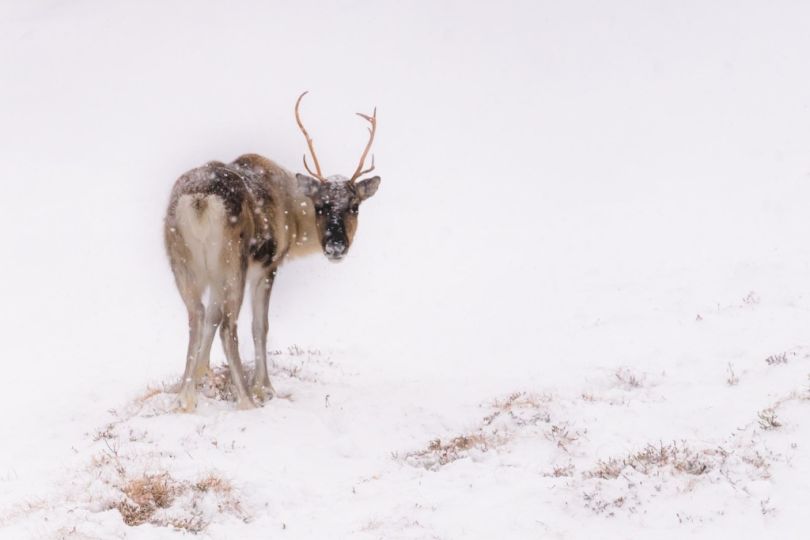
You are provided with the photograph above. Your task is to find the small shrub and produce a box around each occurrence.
[764,353,788,366]
[758,408,782,430]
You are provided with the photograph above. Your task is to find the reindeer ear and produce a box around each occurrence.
[296,173,320,197]
[355,176,381,201]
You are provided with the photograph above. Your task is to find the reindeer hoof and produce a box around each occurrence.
[178,388,198,412]
[236,397,256,410]
[251,382,276,404]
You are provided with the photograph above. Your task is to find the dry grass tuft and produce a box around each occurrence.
[588,457,625,480]
[546,424,579,452]
[741,451,771,478]
[404,432,506,470]
[282,344,322,357]
[116,473,177,526]
[582,489,631,516]
[404,391,567,470]
[194,474,232,494]
[625,443,710,475]
[587,442,711,479]
[544,463,575,478]
[169,515,208,534]
[110,471,244,530]
[483,391,551,426]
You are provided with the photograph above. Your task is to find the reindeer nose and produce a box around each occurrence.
[324,241,347,259]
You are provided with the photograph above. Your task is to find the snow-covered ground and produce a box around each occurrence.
[2,1,810,538]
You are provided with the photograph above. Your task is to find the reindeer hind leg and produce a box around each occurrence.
[217,236,255,410]
[171,262,205,412]
[194,298,223,381]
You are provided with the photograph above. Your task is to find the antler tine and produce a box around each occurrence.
[350,106,377,182]
[355,154,375,178]
[302,155,322,179]
[294,91,326,181]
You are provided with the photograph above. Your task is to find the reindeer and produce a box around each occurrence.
[164,92,381,411]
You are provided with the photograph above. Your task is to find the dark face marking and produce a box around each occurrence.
[296,174,381,262]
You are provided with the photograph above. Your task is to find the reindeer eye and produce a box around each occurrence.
[350,204,359,214]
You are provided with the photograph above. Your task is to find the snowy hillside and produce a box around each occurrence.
[1,1,810,538]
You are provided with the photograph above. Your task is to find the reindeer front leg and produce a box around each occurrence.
[250,268,277,402]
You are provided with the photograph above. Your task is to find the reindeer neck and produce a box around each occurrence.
[285,189,320,260]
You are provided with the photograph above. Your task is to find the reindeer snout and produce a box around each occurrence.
[324,241,347,260]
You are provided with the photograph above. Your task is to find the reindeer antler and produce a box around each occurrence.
[294,91,326,181]
[349,107,377,183]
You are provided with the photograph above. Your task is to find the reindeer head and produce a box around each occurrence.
[294,92,381,262]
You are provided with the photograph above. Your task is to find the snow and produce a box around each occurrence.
[1,0,810,538]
